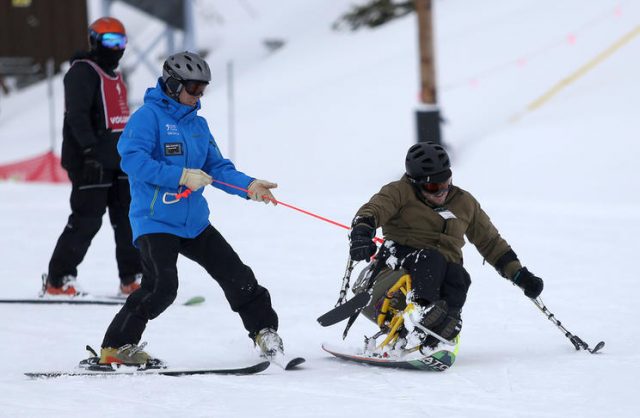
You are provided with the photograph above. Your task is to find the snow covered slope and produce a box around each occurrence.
[0,1,639,417]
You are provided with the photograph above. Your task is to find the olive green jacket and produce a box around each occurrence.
[355,175,521,279]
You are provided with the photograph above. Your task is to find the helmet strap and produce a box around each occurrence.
[88,29,99,51]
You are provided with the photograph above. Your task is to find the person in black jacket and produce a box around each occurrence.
[42,17,142,297]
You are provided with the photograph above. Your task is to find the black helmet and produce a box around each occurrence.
[162,51,211,99]
[405,142,451,183]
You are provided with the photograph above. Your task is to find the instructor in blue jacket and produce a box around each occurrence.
[99,51,285,365]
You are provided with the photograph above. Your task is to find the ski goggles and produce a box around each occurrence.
[100,33,127,50]
[181,80,208,97]
[420,179,451,195]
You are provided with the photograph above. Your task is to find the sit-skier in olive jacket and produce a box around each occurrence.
[348,142,544,347]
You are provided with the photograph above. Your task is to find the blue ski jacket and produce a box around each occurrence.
[118,80,253,243]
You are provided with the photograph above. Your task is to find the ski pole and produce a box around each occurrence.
[336,256,357,306]
[168,179,384,244]
[531,297,605,354]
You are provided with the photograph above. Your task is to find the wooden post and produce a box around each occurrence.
[414,0,441,144]
[416,0,436,104]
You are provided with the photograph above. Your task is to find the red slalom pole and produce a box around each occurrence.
[212,179,384,244]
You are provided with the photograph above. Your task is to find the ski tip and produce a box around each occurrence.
[183,296,205,306]
[321,343,343,355]
[590,341,605,354]
[284,357,306,370]
[85,345,98,357]
[316,313,335,326]
[256,360,272,372]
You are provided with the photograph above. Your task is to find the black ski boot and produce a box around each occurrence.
[422,309,462,348]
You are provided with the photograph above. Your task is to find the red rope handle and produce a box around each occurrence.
[212,179,384,244]
[176,189,192,200]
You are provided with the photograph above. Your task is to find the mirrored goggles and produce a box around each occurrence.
[420,180,451,195]
[100,33,127,50]
[181,80,208,97]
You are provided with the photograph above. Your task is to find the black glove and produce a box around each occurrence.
[349,217,377,261]
[82,147,103,184]
[512,267,544,298]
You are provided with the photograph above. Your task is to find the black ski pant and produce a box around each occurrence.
[399,247,471,312]
[47,169,141,287]
[101,225,278,348]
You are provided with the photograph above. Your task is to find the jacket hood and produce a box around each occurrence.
[68,50,121,75]
[143,78,201,121]
[69,50,93,65]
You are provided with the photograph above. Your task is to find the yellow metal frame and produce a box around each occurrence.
[376,274,412,349]
[370,273,462,353]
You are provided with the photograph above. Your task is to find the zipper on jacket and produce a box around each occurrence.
[180,120,190,227]
[150,186,160,217]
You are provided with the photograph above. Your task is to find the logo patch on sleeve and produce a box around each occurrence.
[164,143,183,156]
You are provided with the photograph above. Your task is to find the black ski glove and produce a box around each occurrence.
[349,216,377,261]
[82,147,103,184]
[512,267,544,298]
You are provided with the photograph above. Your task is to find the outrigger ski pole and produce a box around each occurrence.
[531,296,605,354]
[316,257,372,328]
[336,256,357,306]
[317,253,385,341]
